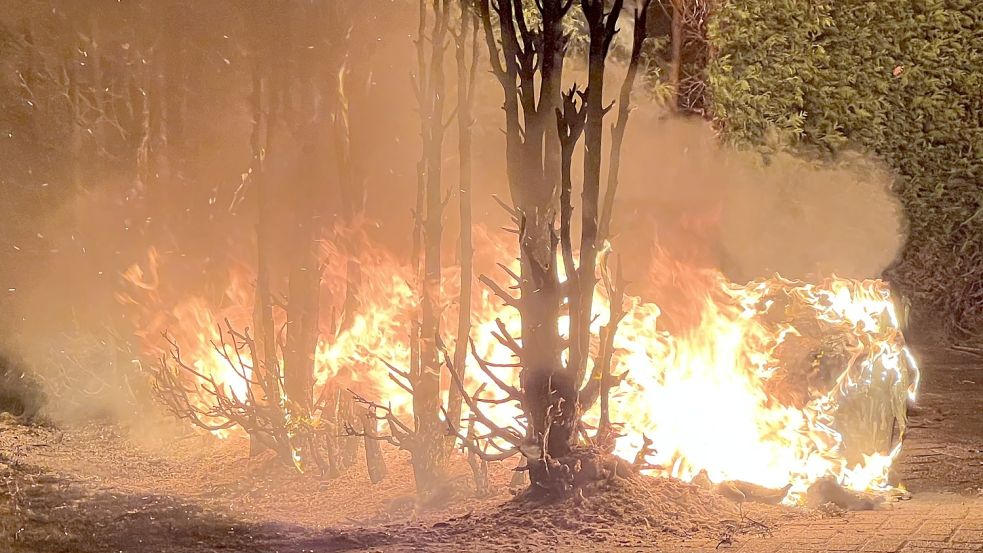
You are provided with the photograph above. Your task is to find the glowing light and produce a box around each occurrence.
[120,229,918,502]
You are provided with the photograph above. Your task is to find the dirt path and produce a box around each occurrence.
[0,344,979,552]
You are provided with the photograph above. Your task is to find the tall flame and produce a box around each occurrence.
[119,228,918,502]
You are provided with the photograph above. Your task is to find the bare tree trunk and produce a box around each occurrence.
[64,41,92,334]
[472,0,647,492]
[669,0,684,110]
[567,0,624,415]
[517,0,567,466]
[475,0,570,484]
[284,239,318,415]
[251,104,279,459]
[413,0,452,496]
[361,407,389,483]
[282,67,321,426]
[446,0,479,454]
[337,390,360,468]
[331,46,367,334]
[412,1,430,275]
[595,255,626,446]
[283,135,323,469]
[554,91,587,467]
[591,2,650,446]
[271,4,328,471]
[136,59,152,191]
[247,17,281,459]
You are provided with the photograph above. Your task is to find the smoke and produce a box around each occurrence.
[0,186,162,427]
[0,2,906,427]
[611,113,906,284]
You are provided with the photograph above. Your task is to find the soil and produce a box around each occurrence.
[0,342,979,552]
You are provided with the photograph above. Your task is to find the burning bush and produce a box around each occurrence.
[107,0,922,506]
[120,225,918,504]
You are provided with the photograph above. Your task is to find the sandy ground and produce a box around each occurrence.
[0,343,979,552]
[0,420,802,552]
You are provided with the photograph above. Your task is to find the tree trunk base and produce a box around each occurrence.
[526,446,636,497]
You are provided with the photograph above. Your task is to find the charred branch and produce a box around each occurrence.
[595,250,628,445]
[154,322,299,466]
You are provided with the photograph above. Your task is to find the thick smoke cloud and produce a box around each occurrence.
[612,113,906,283]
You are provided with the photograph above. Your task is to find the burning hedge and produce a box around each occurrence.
[120,228,918,505]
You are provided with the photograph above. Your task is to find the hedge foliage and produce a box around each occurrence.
[707,0,983,338]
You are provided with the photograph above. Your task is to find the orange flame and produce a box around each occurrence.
[119,228,918,502]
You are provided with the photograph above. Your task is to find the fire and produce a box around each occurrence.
[118,228,918,504]
[599,254,918,501]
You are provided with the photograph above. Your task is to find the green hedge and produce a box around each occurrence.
[707,0,983,338]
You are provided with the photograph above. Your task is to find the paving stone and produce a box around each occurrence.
[849,522,891,530]
[919,521,960,537]
[859,537,907,552]
[828,531,872,542]
[850,514,890,525]
[878,526,919,536]
[882,517,918,529]
[734,539,786,552]
[935,508,972,519]
[797,530,836,540]
[951,529,983,543]
[906,540,955,549]
[679,498,983,552]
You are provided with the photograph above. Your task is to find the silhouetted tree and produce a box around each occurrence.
[465,0,651,493]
